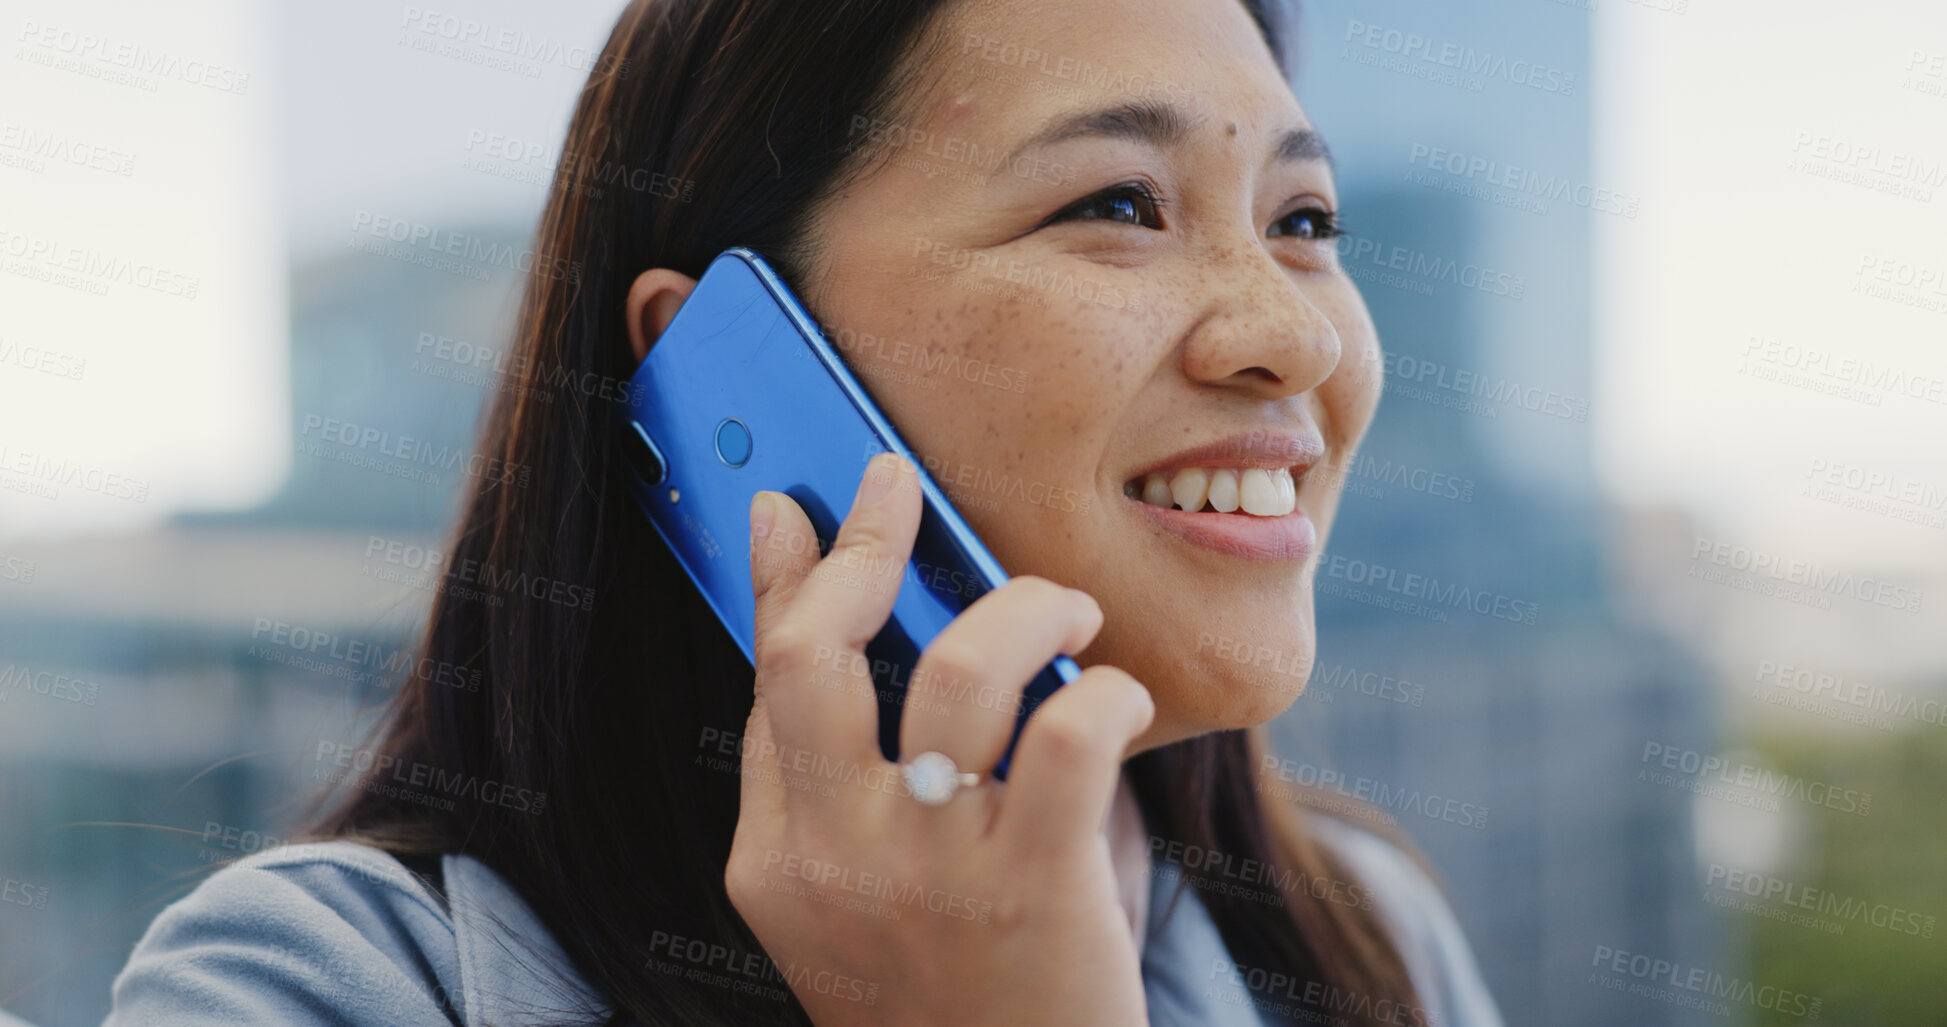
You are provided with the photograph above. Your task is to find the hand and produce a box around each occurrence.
[725,452,1154,1026]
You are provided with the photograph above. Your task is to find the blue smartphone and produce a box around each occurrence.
[619,247,1079,779]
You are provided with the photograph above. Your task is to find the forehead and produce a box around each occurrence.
[904,0,1304,149]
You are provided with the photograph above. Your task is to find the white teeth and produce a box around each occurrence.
[1136,466,1298,517]
[1169,468,1209,512]
[1239,468,1279,515]
[1207,469,1240,513]
[1142,472,1174,508]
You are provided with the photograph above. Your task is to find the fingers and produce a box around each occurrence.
[898,577,1102,776]
[748,453,922,769]
[994,666,1154,858]
[750,488,823,645]
[786,453,923,650]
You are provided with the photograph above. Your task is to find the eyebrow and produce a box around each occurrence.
[1003,98,1335,172]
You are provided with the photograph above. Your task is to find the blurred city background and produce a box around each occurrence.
[3,0,1944,1025]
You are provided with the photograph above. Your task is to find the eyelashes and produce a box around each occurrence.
[1044,181,1343,241]
[1044,182,1168,230]
[1268,206,1342,241]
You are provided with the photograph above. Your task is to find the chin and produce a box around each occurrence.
[1091,613,1318,750]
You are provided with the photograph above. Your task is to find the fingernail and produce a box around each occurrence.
[750,491,778,548]
[855,453,900,508]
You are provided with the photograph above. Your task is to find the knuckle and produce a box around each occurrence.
[724,856,757,912]
[755,621,818,683]
[999,576,1097,624]
[915,638,983,693]
[986,889,1032,932]
[1085,666,1153,720]
[1027,710,1100,768]
[999,575,1070,609]
[833,514,899,558]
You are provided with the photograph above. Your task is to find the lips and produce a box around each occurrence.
[1121,430,1324,561]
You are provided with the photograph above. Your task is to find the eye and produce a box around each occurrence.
[1044,182,1167,230]
[1269,206,1342,241]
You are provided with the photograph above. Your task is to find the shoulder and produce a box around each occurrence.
[105,840,609,1027]
[105,841,463,1026]
[1303,815,1507,1027]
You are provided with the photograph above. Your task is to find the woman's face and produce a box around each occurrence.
[799,0,1381,751]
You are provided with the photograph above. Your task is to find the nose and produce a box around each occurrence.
[1178,244,1340,400]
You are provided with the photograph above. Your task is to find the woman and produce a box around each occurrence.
[106,0,1505,1024]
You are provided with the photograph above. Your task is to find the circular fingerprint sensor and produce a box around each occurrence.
[714,418,752,468]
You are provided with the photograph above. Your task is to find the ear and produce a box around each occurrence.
[625,268,700,365]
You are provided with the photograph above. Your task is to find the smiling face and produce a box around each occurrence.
[796,0,1382,751]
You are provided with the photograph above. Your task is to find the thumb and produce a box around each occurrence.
[749,490,822,636]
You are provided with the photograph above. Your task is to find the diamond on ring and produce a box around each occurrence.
[902,750,981,805]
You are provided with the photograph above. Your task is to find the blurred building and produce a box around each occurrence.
[0,232,517,1027]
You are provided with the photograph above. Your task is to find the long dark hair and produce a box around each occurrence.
[307,1,1424,1023]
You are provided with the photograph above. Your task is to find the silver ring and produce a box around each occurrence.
[901,750,982,805]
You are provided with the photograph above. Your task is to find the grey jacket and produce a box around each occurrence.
[102,826,1503,1026]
